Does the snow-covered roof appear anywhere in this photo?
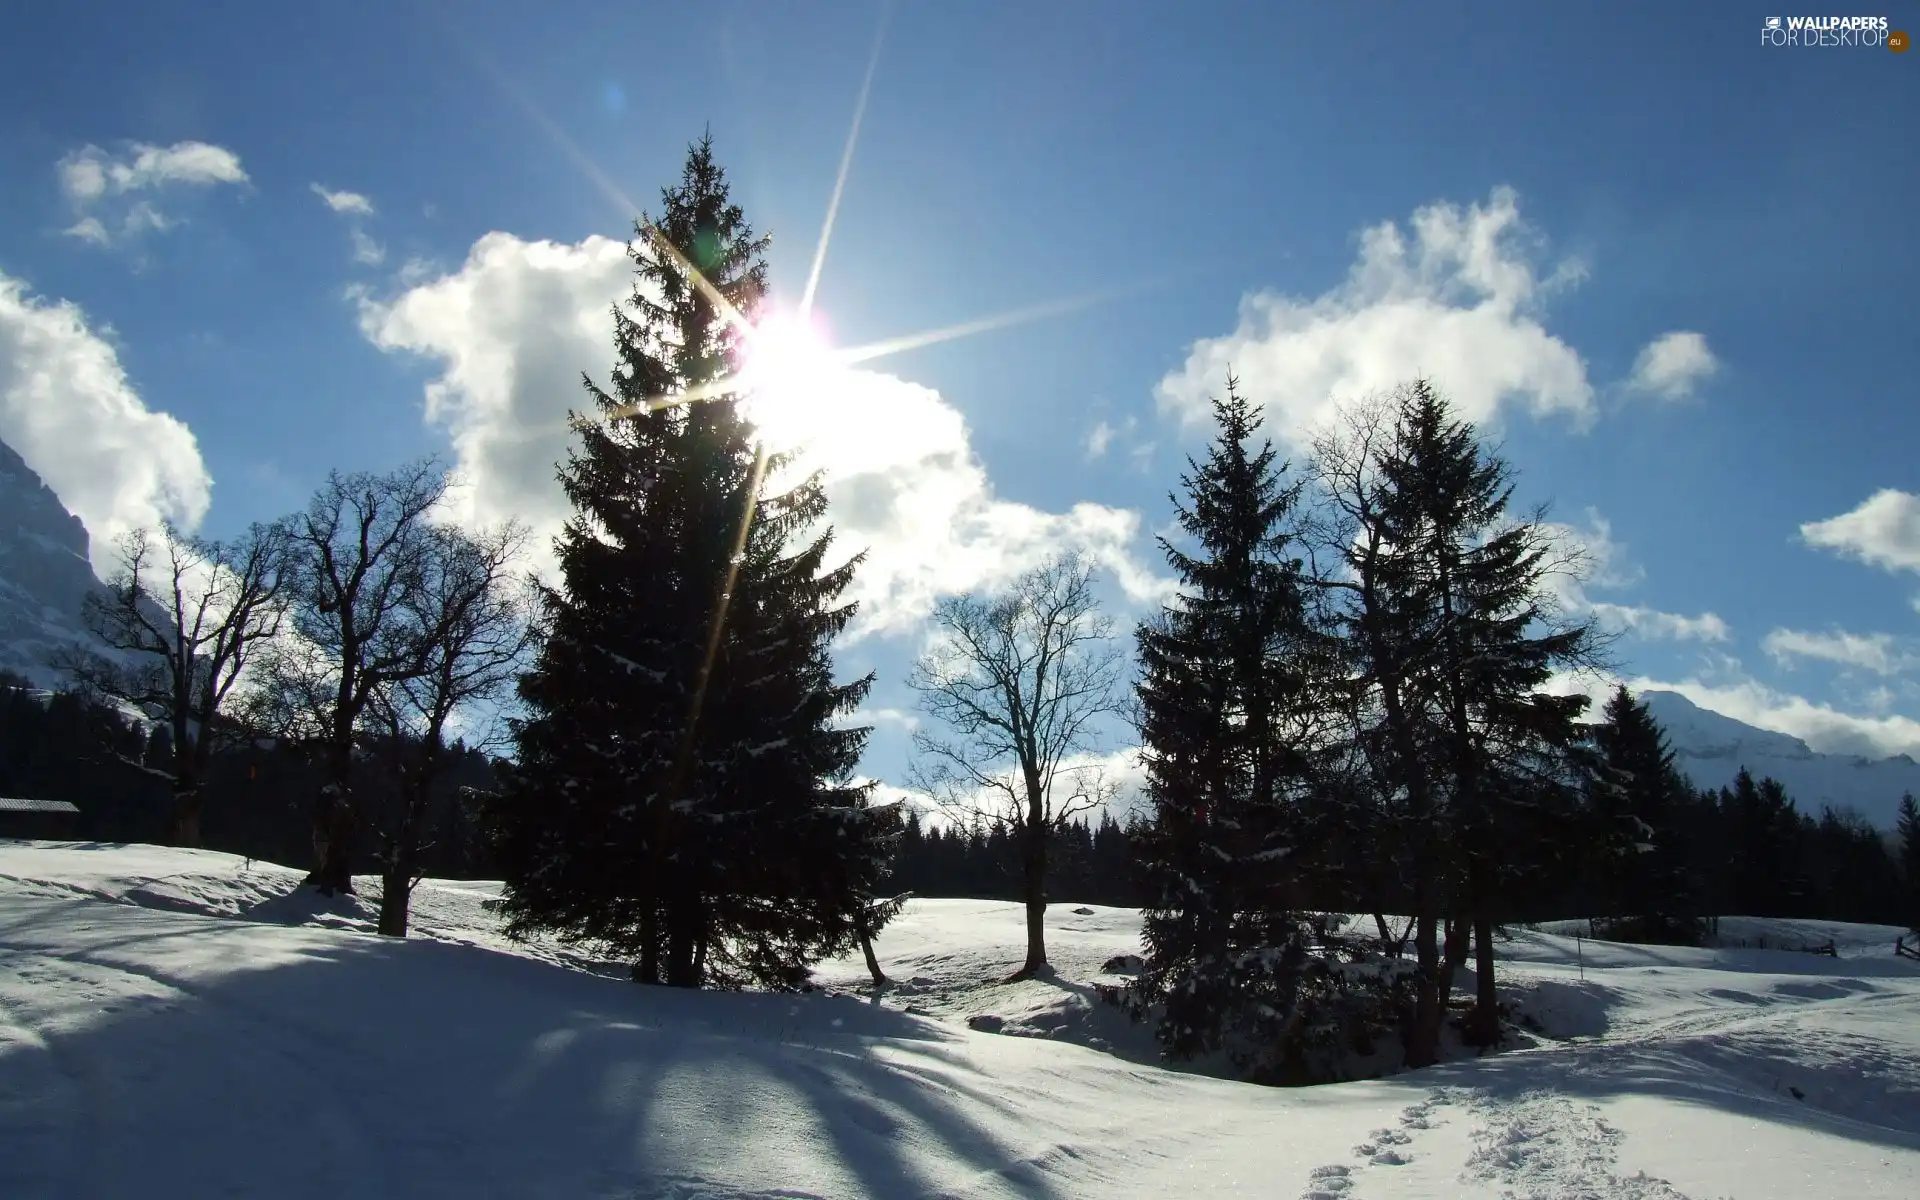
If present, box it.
[0,797,80,814]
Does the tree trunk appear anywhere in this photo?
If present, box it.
[377,861,413,937]
[307,731,359,894]
[1011,814,1049,980]
[1468,913,1500,1046]
[857,913,887,987]
[1440,914,1469,997]
[376,772,434,937]
[305,780,357,895]
[169,780,204,849]
[1407,910,1441,1067]
[665,896,701,988]
[1374,911,1411,958]
[635,906,661,984]
[377,800,420,937]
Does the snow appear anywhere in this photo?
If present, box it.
[3,840,1919,1198]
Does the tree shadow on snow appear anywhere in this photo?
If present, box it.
[0,897,1071,1199]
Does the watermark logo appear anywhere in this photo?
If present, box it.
[1760,15,1898,48]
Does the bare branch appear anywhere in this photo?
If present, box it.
[59,519,294,845]
[906,550,1127,835]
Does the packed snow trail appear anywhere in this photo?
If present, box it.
[4,842,1920,1198]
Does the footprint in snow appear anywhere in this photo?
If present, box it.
[1399,1087,1457,1129]
[1463,1090,1695,1199]
[1300,1163,1353,1198]
[1352,1128,1411,1158]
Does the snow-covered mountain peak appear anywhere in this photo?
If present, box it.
[0,436,109,686]
[1639,689,1920,828]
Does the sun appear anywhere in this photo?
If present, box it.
[737,309,852,458]
[737,308,848,455]
[742,310,839,403]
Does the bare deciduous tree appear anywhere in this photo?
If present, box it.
[66,521,291,847]
[260,459,451,895]
[907,551,1126,980]
[365,520,534,936]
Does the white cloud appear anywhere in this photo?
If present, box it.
[0,270,212,570]
[1546,665,1920,760]
[63,216,110,246]
[309,183,374,216]
[59,141,247,200]
[1588,603,1731,643]
[355,232,638,560]
[56,141,248,247]
[1084,414,1152,468]
[396,257,437,286]
[1802,490,1920,575]
[1085,416,1156,475]
[1156,186,1593,446]
[1085,419,1116,460]
[1540,511,1731,642]
[1763,627,1912,676]
[860,706,921,734]
[311,183,385,266]
[350,228,386,266]
[356,231,1172,639]
[1626,331,1718,399]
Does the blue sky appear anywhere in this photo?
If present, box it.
[1,1,1917,795]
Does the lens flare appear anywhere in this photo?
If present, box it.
[743,311,838,401]
[739,309,845,456]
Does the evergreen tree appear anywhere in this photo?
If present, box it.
[1805,805,1898,924]
[1131,377,1328,1072]
[1720,768,1805,917]
[1345,380,1597,1053]
[487,135,895,990]
[1898,793,1920,935]
[1588,686,1702,943]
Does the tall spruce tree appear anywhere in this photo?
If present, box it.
[1132,377,1329,1073]
[1588,685,1701,943]
[487,135,896,989]
[1333,380,1598,1056]
[1897,793,1920,935]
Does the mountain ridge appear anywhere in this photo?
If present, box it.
[0,437,109,687]
[1641,689,1919,829]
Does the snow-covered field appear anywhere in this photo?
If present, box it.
[2,841,1917,1198]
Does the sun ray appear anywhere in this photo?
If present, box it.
[837,281,1158,366]
[435,13,755,340]
[801,1,893,320]
[440,7,1178,437]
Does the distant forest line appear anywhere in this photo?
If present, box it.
[3,670,1910,929]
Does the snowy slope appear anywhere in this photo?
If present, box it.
[1642,689,1920,829]
[3,840,1919,1199]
